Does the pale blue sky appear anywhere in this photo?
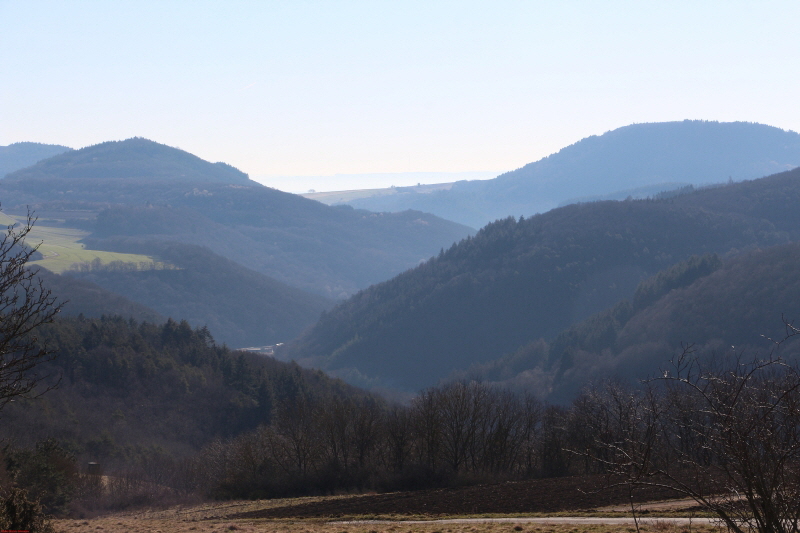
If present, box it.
[2,1,799,192]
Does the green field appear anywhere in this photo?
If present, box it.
[3,214,164,274]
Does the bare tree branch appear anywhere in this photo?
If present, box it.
[0,209,63,410]
[572,332,800,533]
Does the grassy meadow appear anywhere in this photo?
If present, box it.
[1,212,165,273]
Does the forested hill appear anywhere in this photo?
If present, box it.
[465,243,800,403]
[0,316,370,459]
[66,241,334,348]
[0,142,72,178]
[286,167,800,392]
[347,121,800,228]
[5,137,252,184]
[0,138,472,298]
[33,267,164,324]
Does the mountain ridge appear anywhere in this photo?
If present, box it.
[0,141,73,178]
[346,121,800,228]
[5,137,252,184]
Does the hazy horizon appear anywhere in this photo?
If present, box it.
[253,170,501,193]
[4,1,800,189]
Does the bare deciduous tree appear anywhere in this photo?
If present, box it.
[580,326,800,533]
[0,211,62,410]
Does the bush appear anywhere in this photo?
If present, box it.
[0,486,54,533]
[4,439,77,515]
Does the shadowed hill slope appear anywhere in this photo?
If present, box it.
[33,267,164,323]
[0,315,373,459]
[64,241,334,348]
[286,167,800,392]
[467,243,800,402]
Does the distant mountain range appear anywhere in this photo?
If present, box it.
[344,121,800,228]
[10,125,800,399]
[285,167,800,393]
[0,137,471,348]
[6,137,250,184]
[0,141,72,178]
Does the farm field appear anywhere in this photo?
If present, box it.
[1,212,165,273]
[53,477,715,533]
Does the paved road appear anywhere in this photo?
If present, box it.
[333,517,716,526]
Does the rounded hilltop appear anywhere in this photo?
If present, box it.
[4,137,253,185]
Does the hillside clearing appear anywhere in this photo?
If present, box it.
[4,215,166,273]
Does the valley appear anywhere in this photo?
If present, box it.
[2,123,800,533]
[7,5,800,532]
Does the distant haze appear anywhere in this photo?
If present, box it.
[343,121,800,228]
[254,171,501,194]
[3,2,800,179]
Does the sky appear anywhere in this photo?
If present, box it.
[2,1,800,192]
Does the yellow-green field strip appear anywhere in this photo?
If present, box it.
[3,213,165,274]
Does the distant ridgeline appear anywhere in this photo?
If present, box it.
[286,166,800,395]
[0,141,72,178]
[346,121,800,228]
[0,137,472,301]
[4,137,252,184]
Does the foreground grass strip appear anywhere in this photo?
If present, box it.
[330,517,718,525]
[54,516,723,533]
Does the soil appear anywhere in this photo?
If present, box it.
[226,476,684,519]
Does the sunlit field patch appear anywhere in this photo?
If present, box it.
[4,215,167,273]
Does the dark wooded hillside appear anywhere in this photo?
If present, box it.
[0,316,367,461]
[5,137,250,184]
[287,168,800,392]
[33,267,164,324]
[65,241,333,348]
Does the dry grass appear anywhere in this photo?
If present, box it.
[52,498,724,533]
[52,517,723,533]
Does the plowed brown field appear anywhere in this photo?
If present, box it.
[227,476,683,519]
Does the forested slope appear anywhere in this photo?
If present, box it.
[287,168,800,392]
[5,137,251,184]
[66,241,333,348]
[0,316,369,461]
[0,138,472,297]
[466,243,800,402]
[33,267,164,323]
